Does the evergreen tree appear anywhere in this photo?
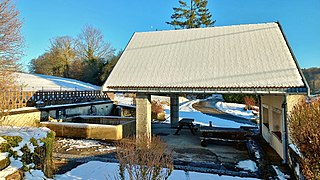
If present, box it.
[167,0,215,29]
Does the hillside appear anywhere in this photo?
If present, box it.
[14,72,100,91]
[302,67,320,94]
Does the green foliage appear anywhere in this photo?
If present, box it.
[29,26,116,86]
[29,137,38,147]
[40,131,55,178]
[21,144,32,165]
[289,99,320,179]
[29,36,75,78]
[167,0,215,29]
[0,136,22,160]
[223,94,258,104]
[0,136,22,150]
[100,51,122,83]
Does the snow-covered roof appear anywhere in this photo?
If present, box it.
[14,72,100,91]
[103,22,308,94]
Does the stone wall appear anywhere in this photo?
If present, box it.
[40,120,136,140]
[0,108,40,127]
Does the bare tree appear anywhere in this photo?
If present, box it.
[29,36,76,77]
[76,25,114,61]
[50,36,76,77]
[0,0,23,120]
[0,0,23,63]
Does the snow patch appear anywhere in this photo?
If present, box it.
[0,137,6,144]
[54,161,260,180]
[0,152,8,161]
[215,101,258,120]
[164,99,255,128]
[236,160,258,172]
[57,138,115,152]
[289,143,303,157]
[14,72,100,91]
[272,165,290,180]
[25,169,52,180]
[114,93,134,105]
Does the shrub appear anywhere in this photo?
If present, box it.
[244,96,256,110]
[288,99,320,179]
[0,136,22,152]
[223,94,258,104]
[151,100,165,120]
[115,135,173,180]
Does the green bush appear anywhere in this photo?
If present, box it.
[223,94,258,104]
[0,136,22,152]
[40,131,55,178]
[0,131,55,178]
[289,99,320,179]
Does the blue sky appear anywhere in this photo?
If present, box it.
[15,0,320,69]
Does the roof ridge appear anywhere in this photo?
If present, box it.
[135,21,278,35]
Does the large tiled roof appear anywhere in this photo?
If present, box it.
[103,22,307,92]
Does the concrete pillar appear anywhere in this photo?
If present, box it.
[136,93,151,141]
[170,95,179,128]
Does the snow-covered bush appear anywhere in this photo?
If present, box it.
[289,99,320,179]
[115,135,173,180]
[0,129,55,178]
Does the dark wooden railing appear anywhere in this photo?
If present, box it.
[1,90,109,109]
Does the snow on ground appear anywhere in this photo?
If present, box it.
[25,169,53,180]
[164,99,255,128]
[272,165,290,180]
[0,152,8,161]
[114,93,134,105]
[57,138,115,152]
[236,160,258,172]
[14,72,100,91]
[215,102,258,120]
[47,161,259,180]
[0,137,6,144]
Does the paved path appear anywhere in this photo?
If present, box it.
[192,99,257,126]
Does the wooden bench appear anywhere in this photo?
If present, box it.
[199,126,250,147]
[174,118,197,135]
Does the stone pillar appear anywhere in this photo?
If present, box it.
[136,93,151,141]
[106,92,115,101]
[170,95,179,128]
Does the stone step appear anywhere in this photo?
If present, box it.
[0,156,10,171]
[0,166,23,180]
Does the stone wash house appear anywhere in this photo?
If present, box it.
[102,22,309,163]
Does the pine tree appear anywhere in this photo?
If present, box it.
[167,0,215,29]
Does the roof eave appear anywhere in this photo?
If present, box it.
[103,86,308,95]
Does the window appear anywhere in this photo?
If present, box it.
[262,106,269,128]
[272,108,282,141]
